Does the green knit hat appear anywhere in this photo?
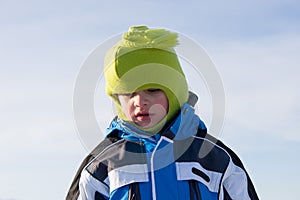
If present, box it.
[104,26,188,131]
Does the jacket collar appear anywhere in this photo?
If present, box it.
[106,103,206,142]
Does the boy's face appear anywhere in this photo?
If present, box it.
[117,89,169,129]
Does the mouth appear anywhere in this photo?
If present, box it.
[135,112,151,121]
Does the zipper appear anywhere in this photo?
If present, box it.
[128,183,141,200]
[150,136,174,200]
[189,180,202,200]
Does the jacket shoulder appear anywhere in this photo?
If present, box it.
[196,130,246,171]
[195,130,259,200]
[85,136,147,182]
[175,132,231,173]
[65,131,121,200]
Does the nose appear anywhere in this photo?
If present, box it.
[133,92,148,107]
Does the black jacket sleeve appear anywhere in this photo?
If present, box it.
[66,132,120,200]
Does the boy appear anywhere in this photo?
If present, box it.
[66,26,259,200]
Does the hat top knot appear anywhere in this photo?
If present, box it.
[121,25,179,49]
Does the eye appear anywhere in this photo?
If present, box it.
[146,88,161,93]
[117,92,135,98]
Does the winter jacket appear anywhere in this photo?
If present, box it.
[66,103,259,200]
